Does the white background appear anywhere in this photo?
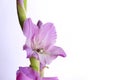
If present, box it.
[0,0,120,80]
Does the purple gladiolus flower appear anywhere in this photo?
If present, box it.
[16,67,40,80]
[16,67,59,80]
[23,18,66,67]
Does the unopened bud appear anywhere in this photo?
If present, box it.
[17,0,27,29]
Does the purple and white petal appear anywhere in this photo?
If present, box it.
[37,23,56,49]
[48,46,66,57]
[23,18,39,39]
[39,46,66,65]
[16,67,40,80]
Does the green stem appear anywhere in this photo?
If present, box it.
[30,57,40,73]
[30,57,44,77]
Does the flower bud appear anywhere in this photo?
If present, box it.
[17,0,27,29]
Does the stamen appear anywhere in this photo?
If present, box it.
[36,49,40,52]
[40,49,44,53]
[36,48,45,54]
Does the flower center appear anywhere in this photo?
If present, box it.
[36,48,45,54]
